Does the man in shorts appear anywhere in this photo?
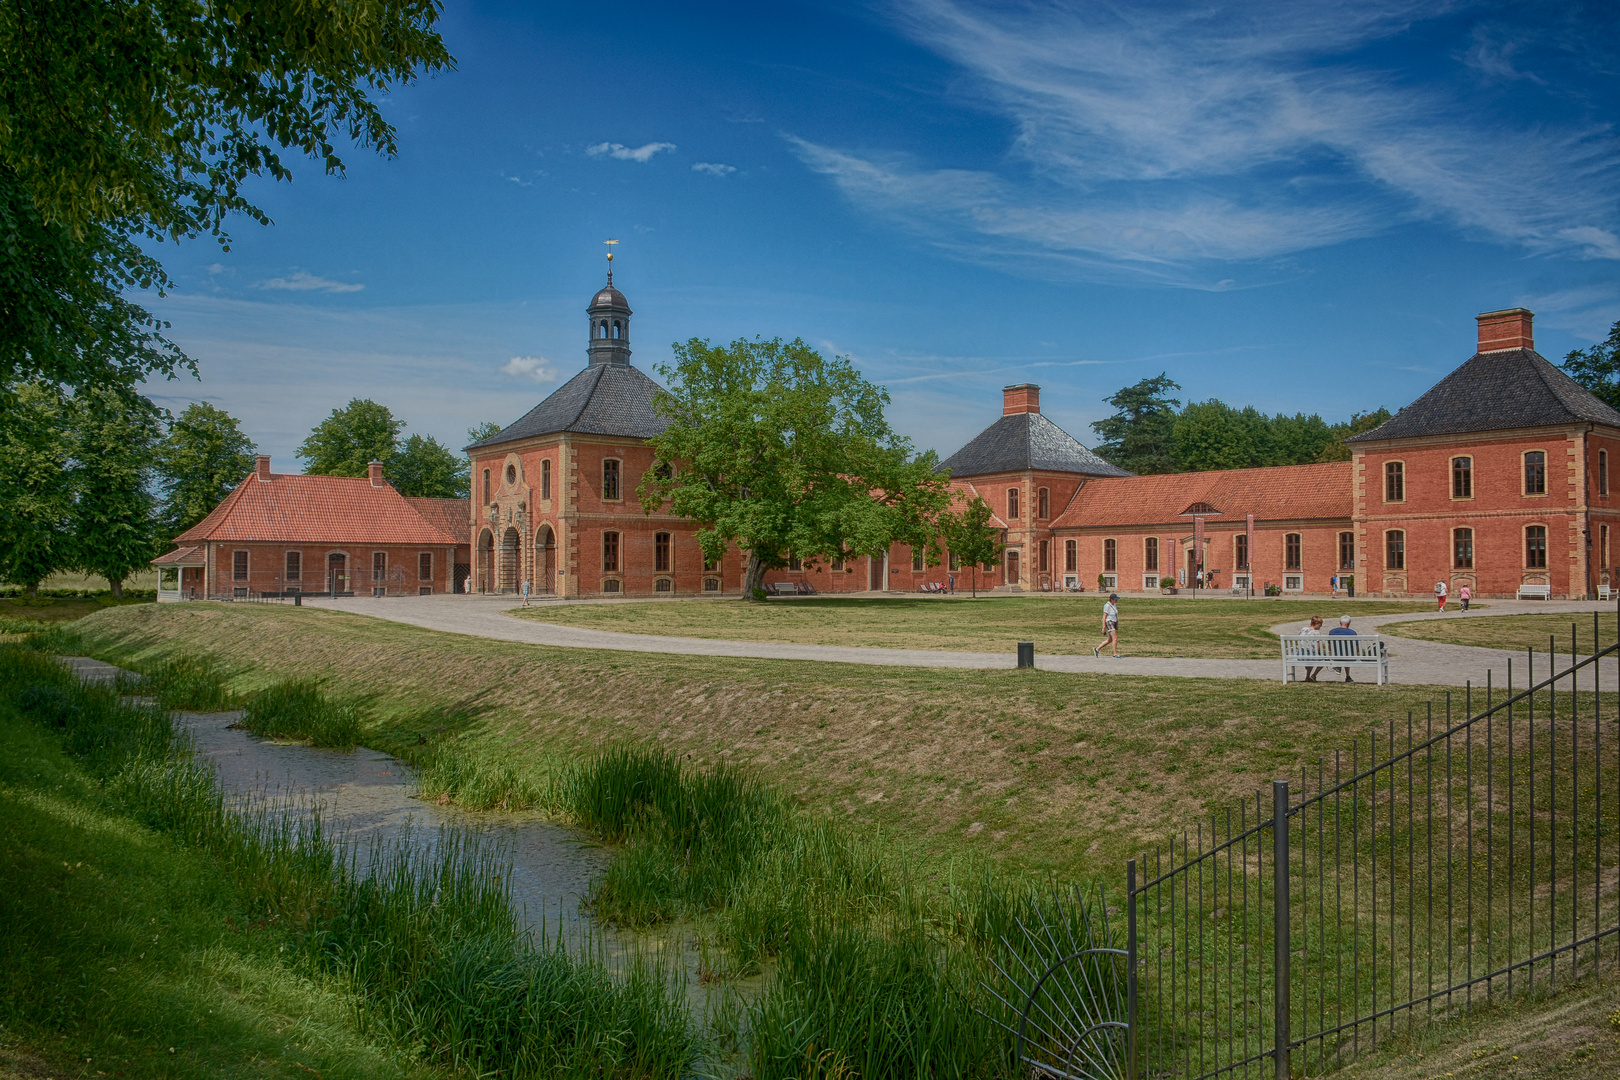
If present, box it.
[1094,593,1120,657]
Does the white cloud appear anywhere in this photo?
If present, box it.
[692,161,737,176]
[1557,226,1620,261]
[586,141,677,163]
[205,263,226,275]
[501,355,562,383]
[787,0,1620,285]
[255,270,365,294]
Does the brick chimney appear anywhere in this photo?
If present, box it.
[255,455,272,482]
[368,460,386,488]
[1003,383,1041,416]
[1477,308,1535,353]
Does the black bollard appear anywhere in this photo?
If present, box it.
[1016,641,1035,668]
[294,593,302,606]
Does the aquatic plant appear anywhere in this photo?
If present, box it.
[240,679,363,748]
[416,739,544,810]
[136,653,235,711]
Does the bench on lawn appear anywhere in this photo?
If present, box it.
[1280,634,1388,685]
[1517,583,1552,600]
[1601,583,1613,601]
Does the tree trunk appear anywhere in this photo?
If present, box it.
[741,551,768,600]
[972,567,977,598]
[109,577,123,599]
[24,583,38,597]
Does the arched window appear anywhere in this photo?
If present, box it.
[1338,531,1355,570]
[1453,528,1474,569]
[1452,456,1472,499]
[1384,461,1404,502]
[1038,487,1049,519]
[1525,525,1547,568]
[599,321,609,339]
[613,320,622,340]
[1385,530,1405,570]
[1040,540,1050,573]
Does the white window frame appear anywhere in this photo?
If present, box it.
[1142,574,1160,591]
[1283,574,1304,592]
[1099,573,1118,591]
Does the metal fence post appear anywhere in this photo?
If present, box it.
[1127,858,1137,1080]
[1273,780,1291,1080]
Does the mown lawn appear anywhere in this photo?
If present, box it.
[1383,611,1620,654]
[75,602,1499,879]
[1,593,154,626]
[509,595,1443,658]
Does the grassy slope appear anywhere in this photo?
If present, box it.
[0,699,435,1080]
[1384,612,1619,654]
[2,594,154,625]
[510,595,1441,657]
[79,602,1480,879]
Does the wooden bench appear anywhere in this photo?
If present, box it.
[1601,584,1613,602]
[1516,583,1552,600]
[1280,634,1388,685]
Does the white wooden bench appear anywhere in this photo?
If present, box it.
[1516,583,1552,600]
[1281,634,1388,685]
[1601,583,1613,601]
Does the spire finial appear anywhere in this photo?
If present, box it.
[603,238,618,285]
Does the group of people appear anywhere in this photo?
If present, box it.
[1434,580,1471,612]
[1296,614,1361,682]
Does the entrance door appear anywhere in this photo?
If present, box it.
[870,555,884,591]
[1007,550,1020,586]
[1187,548,1200,587]
[536,526,555,594]
[328,553,348,594]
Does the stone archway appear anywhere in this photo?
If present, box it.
[477,529,494,594]
[499,527,520,594]
[535,524,556,595]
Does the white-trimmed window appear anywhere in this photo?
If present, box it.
[1099,574,1118,591]
[1143,574,1160,591]
[1524,451,1547,496]
[1103,538,1117,572]
[1065,540,1077,573]
[1451,456,1472,499]
[1145,536,1159,572]
[1285,533,1302,571]
[1385,530,1405,570]
[1007,487,1020,519]
[1525,524,1547,568]
[1453,528,1474,569]
[1283,574,1303,592]
[1384,460,1405,503]
[603,459,622,501]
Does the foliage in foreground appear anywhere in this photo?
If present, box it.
[0,643,698,1079]
[239,679,363,749]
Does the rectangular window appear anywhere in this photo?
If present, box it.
[949,552,960,571]
[1285,533,1302,571]
[1336,531,1354,570]
[1453,528,1474,569]
[603,459,621,501]
[1233,534,1247,571]
[912,549,924,572]
[706,555,721,572]
[1038,487,1049,519]
[373,552,387,582]
[1065,540,1077,572]
[1145,536,1159,572]
[1601,449,1609,497]
[1386,530,1405,570]
[1452,456,1472,499]
[233,550,248,581]
[1525,451,1546,495]
[541,459,551,500]
[1603,524,1610,569]
[1525,525,1547,568]
[603,531,620,572]
[285,551,301,582]
[655,532,671,573]
[1040,540,1050,572]
[831,557,844,571]
[418,552,432,581]
[483,469,490,504]
[1007,488,1020,519]
[788,554,802,571]
[1384,460,1404,502]
[1103,538,1117,572]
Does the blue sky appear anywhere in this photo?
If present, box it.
[142,0,1620,468]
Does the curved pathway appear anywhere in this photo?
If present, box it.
[299,594,1620,689]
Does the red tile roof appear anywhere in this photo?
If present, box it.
[1050,462,1352,530]
[173,472,462,546]
[405,497,470,544]
[152,545,206,565]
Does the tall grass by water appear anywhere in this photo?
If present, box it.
[0,642,700,1078]
[133,653,236,710]
[240,678,363,748]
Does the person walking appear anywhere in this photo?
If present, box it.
[1435,579,1448,612]
[521,578,532,607]
[1299,615,1325,681]
[1094,593,1120,658]
[1459,583,1471,611]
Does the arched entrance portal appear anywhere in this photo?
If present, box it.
[477,529,494,594]
[535,524,556,594]
[499,527,520,594]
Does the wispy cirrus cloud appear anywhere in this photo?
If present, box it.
[692,161,736,176]
[790,0,1620,287]
[501,355,561,383]
[587,140,677,162]
[255,270,365,294]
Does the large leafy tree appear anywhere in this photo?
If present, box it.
[1090,374,1181,474]
[639,337,954,599]
[940,495,1005,598]
[0,0,452,391]
[0,382,73,593]
[1317,408,1393,462]
[71,386,163,596]
[298,399,403,477]
[391,433,465,498]
[1562,320,1620,410]
[156,401,257,536]
[1173,400,1277,471]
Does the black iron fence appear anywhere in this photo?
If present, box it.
[1111,610,1620,1080]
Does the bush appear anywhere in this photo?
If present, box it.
[240,680,363,749]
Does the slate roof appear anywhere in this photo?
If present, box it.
[937,412,1133,478]
[1049,462,1352,530]
[1347,348,1620,443]
[466,363,669,450]
[405,497,470,545]
[173,473,462,546]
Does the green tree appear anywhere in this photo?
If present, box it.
[298,399,402,477]
[1317,408,1393,462]
[638,337,954,600]
[1270,412,1335,465]
[467,420,504,445]
[0,382,73,593]
[1090,374,1182,474]
[70,386,163,596]
[390,433,466,498]
[1173,400,1276,471]
[1562,320,1620,410]
[0,2,451,391]
[155,402,257,536]
[940,495,1006,598]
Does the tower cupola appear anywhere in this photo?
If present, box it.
[587,241,632,366]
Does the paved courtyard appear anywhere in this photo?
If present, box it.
[299,593,1620,689]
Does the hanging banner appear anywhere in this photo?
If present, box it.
[1193,515,1205,588]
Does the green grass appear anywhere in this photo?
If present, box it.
[0,592,152,624]
[122,654,237,711]
[1384,612,1620,654]
[240,680,363,749]
[511,595,1444,657]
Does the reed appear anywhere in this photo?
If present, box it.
[240,679,363,748]
[135,653,235,711]
[415,739,544,810]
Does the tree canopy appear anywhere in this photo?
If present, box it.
[156,401,257,536]
[71,386,163,595]
[0,382,73,592]
[0,0,451,390]
[1562,320,1620,410]
[1090,374,1182,474]
[940,495,1005,598]
[298,399,404,477]
[391,433,466,498]
[638,337,954,598]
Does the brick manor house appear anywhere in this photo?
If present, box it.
[154,270,1620,602]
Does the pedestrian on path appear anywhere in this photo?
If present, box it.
[1435,580,1448,612]
[522,579,531,607]
[1094,593,1120,658]
[1459,583,1471,611]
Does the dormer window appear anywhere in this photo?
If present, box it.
[1182,502,1220,515]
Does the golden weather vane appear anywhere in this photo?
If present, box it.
[604,238,618,283]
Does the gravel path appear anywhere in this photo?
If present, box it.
[296,594,1620,688]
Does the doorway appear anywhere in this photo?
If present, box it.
[477,530,494,594]
[870,555,885,591]
[327,553,348,595]
[535,525,555,594]
[1007,549,1020,586]
[499,527,520,594]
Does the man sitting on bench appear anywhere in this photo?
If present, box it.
[1328,615,1358,683]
